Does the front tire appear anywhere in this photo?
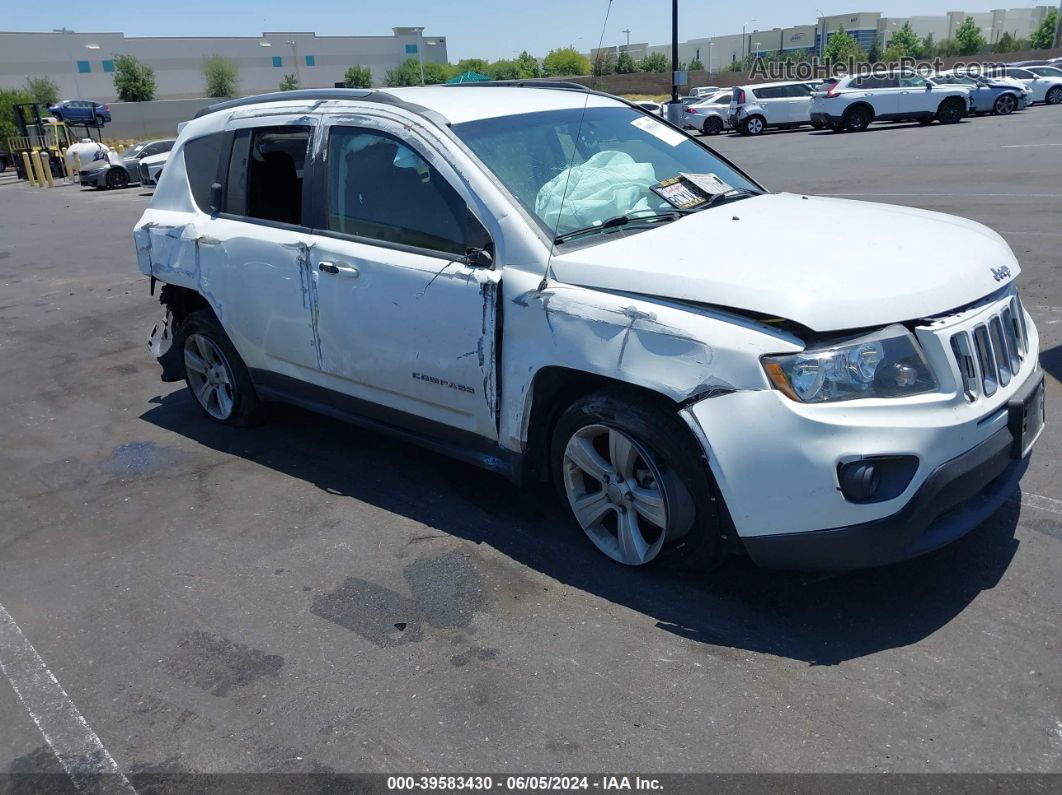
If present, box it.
[936,98,965,124]
[179,310,263,426]
[105,168,129,189]
[551,388,725,570]
[740,115,765,136]
[1046,86,1062,106]
[993,93,1017,115]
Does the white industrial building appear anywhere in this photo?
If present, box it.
[0,27,448,101]
[593,5,1058,69]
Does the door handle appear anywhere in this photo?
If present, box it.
[319,261,359,278]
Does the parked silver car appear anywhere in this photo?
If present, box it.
[683,90,733,135]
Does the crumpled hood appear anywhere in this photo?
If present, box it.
[548,193,1020,332]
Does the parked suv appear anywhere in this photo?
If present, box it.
[134,84,1043,572]
[729,81,818,135]
[811,72,971,131]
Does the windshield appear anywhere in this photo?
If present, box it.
[452,107,760,239]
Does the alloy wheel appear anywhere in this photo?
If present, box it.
[1047,87,1062,105]
[995,94,1016,115]
[562,424,671,566]
[184,333,236,420]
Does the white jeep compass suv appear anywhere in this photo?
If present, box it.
[134,83,1043,572]
[812,71,972,131]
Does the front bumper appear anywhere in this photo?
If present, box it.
[741,417,1030,571]
[79,168,108,187]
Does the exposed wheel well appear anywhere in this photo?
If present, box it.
[522,366,680,482]
[158,284,212,327]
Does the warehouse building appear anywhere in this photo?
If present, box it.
[0,27,448,101]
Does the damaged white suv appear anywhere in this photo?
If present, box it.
[134,83,1043,572]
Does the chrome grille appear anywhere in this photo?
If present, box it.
[948,295,1029,402]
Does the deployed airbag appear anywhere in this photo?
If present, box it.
[535,150,658,233]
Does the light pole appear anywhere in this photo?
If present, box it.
[754,41,762,59]
[708,41,715,74]
[816,9,826,59]
[622,29,631,47]
[411,26,425,85]
[742,19,757,59]
[54,27,82,100]
[286,39,301,85]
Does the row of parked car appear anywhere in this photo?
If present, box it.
[675,61,1062,136]
[72,137,174,189]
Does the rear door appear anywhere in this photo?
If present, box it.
[783,83,813,122]
[189,116,320,377]
[305,117,501,439]
[860,75,900,117]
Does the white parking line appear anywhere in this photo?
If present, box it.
[1000,143,1062,148]
[0,601,135,793]
[1013,493,1062,518]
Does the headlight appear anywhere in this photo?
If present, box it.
[762,324,937,403]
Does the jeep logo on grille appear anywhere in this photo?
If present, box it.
[990,266,1012,282]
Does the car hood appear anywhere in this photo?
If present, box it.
[548,193,1020,332]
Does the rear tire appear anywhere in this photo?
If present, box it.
[702,116,724,135]
[740,115,766,136]
[843,106,872,132]
[1046,86,1062,106]
[178,310,263,426]
[936,98,965,124]
[551,387,726,571]
[993,93,1017,115]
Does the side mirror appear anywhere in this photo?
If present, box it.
[209,182,223,214]
[925,83,933,90]
[464,208,494,268]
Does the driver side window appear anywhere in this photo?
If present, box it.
[325,126,469,256]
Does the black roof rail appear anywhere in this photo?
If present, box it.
[439,79,592,91]
[191,88,451,126]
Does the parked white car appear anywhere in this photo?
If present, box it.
[729,81,819,135]
[137,150,170,186]
[134,85,1043,572]
[1000,66,1062,104]
[690,85,721,97]
[683,90,733,135]
[811,71,971,132]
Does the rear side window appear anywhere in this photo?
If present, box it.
[754,86,784,99]
[223,125,310,225]
[325,126,468,256]
[183,132,225,213]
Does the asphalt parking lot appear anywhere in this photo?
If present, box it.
[1,105,1060,785]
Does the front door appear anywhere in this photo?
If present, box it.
[898,73,933,115]
[306,120,500,440]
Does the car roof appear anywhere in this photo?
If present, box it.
[380,85,623,124]
[743,80,808,89]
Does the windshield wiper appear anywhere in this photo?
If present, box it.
[554,211,688,244]
[699,188,764,210]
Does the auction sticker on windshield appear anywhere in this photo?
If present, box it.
[630,115,686,147]
[652,175,709,209]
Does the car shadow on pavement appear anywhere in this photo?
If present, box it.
[1039,342,1062,383]
[142,390,1021,667]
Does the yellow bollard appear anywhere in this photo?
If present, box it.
[30,151,49,187]
[22,152,39,187]
[73,152,82,183]
[38,152,55,187]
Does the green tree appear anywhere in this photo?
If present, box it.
[615,51,637,73]
[423,61,455,84]
[1031,9,1058,49]
[935,38,960,57]
[638,51,670,72]
[384,58,452,86]
[456,58,490,73]
[822,26,866,64]
[202,55,239,98]
[994,32,1018,53]
[0,88,34,140]
[867,35,882,62]
[514,50,541,78]
[955,17,986,55]
[343,64,373,88]
[112,54,156,101]
[279,73,299,91]
[885,22,922,59]
[591,51,616,76]
[921,33,935,56]
[25,76,59,107]
[487,59,522,80]
[688,57,704,71]
[542,47,590,76]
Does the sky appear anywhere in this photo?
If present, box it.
[12,1,1055,61]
